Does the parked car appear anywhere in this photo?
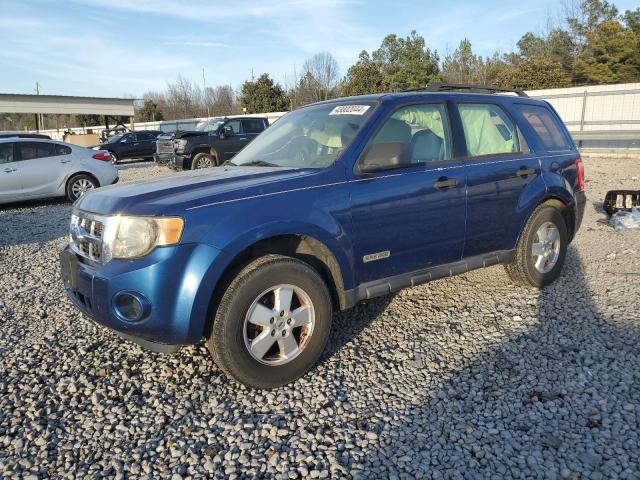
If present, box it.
[60,84,586,388]
[92,130,163,164]
[0,138,118,204]
[154,117,269,170]
[0,132,51,139]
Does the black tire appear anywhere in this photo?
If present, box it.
[505,203,568,288]
[191,152,217,170]
[66,174,98,202]
[207,255,332,388]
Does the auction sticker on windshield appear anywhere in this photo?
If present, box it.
[329,105,371,115]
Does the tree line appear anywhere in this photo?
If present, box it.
[2,0,637,131]
[140,0,640,118]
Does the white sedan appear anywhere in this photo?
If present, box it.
[0,138,118,204]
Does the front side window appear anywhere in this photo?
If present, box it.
[371,103,452,165]
[0,143,14,164]
[516,104,572,151]
[224,120,242,134]
[229,101,376,168]
[17,142,57,160]
[458,103,520,157]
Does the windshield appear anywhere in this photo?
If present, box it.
[107,134,124,144]
[196,120,224,132]
[230,101,377,168]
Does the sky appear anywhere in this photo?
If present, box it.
[1,0,638,99]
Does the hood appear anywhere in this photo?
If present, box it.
[75,166,315,216]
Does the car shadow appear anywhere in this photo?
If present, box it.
[328,246,640,477]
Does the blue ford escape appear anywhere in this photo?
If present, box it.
[61,84,586,388]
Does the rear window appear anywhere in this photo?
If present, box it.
[56,144,72,155]
[516,104,572,151]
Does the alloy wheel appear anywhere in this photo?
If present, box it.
[243,284,315,366]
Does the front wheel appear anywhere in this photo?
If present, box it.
[66,174,98,202]
[207,255,332,388]
[191,152,216,170]
[505,204,568,287]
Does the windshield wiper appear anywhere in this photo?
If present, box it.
[239,160,279,167]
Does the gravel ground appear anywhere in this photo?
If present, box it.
[1,158,639,479]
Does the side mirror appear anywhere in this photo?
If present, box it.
[219,126,234,139]
[359,142,409,173]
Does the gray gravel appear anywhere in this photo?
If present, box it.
[1,158,639,479]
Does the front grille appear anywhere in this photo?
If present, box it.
[156,140,174,154]
[70,212,105,264]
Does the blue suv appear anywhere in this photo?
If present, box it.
[60,84,586,388]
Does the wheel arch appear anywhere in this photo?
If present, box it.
[200,233,349,340]
[513,192,576,249]
[66,171,101,189]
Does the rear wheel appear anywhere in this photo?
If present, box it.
[207,255,332,388]
[109,151,119,164]
[191,152,216,169]
[66,174,98,202]
[505,204,568,287]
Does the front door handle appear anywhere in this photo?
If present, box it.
[239,137,248,141]
[516,167,537,177]
[4,167,17,173]
[433,177,457,190]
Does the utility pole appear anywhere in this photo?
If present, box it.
[202,67,210,119]
[35,81,42,131]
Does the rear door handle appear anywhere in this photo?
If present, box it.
[433,177,458,190]
[516,167,537,177]
[4,167,17,172]
[60,159,71,164]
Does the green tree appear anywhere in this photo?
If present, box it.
[342,31,439,95]
[573,19,640,83]
[240,73,289,113]
[566,0,619,49]
[341,51,385,96]
[496,57,571,90]
[136,99,164,122]
[442,39,486,84]
[372,31,440,91]
[623,7,640,34]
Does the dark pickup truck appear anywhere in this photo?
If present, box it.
[155,117,269,170]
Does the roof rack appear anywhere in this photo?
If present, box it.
[406,83,529,97]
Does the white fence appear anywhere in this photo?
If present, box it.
[527,83,640,149]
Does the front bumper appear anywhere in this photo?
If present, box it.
[168,154,190,171]
[60,242,227,350]
[154,152,173,165]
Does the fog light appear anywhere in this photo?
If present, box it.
[112,291,151,322]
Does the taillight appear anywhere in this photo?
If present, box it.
[576,157,585,191]
[92,152,112,162]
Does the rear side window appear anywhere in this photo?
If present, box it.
[56,144,72,155]
[458,104,520,157]
[17,142,57,160]
[242,119,265,134]
[137,132,154,141]
[0,143,14,164]
[516,104,572,151]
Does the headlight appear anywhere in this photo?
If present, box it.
[102,215,184,261]
[175,139,187,150]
